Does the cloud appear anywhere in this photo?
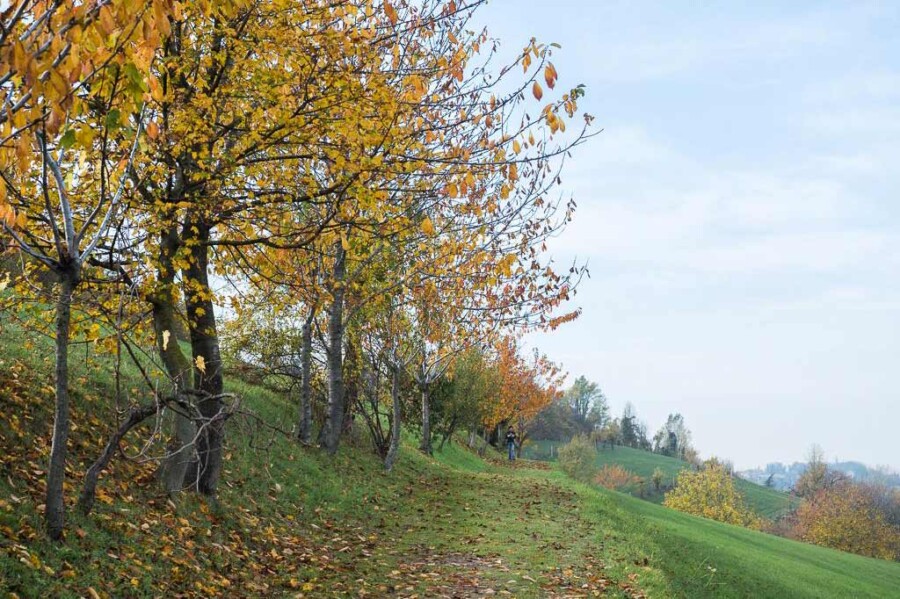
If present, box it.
[800,108,900,138]
[588,11,844,82]
[550,128,886,280]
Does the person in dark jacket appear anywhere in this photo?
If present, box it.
[506,427,517,461]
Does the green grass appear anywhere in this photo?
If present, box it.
[599,490,900,598]
[2,320,899,598]
[524,440,797,519]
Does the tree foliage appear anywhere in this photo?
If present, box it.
[594,464,640,492]
[664,460,761,529]
[557,434,597,483]
[793,482,900,561]
[1,0,594,541]
[652,413,692,460]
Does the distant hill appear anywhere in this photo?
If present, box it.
[523,441,797,519]
[738,461,900,492]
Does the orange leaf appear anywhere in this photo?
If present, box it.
[384,2,398,25]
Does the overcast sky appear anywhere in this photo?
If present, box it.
[476,0,900,470]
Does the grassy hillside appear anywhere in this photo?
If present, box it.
[524,440,797,519]
[2,324,899,597]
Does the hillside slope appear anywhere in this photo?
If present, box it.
[2,327,899,597]
[525,441,796,519]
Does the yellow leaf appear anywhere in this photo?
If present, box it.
[162,330,171,351]
[195,355,206,374]
[87,588,101,599]
[421,217,434,236]
[532,81,543,100]
[513,140,521,154]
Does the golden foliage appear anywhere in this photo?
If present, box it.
[594,464,640,491]
[664,462,761,529]
[793,483,900,560]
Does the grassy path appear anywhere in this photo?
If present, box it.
[370,458,639,597]
[2,325,900,598]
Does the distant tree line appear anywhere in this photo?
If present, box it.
[527,377,696,461]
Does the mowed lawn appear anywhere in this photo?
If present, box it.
[592,486,900,598]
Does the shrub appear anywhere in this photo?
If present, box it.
[595,464,640,491]
[664,461,761,529]
[558,435,597,482]
[651,467,665,492]
[793,482,900,560]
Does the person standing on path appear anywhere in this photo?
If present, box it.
[506,426,517,461]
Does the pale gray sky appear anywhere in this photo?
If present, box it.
[477,1,900,470]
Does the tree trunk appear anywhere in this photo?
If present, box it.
[183,218,225,496]
[152,227,196,493]
[297,313,313,444]
[79,402,159,515]
[46,267,77,541]
[342,335,358,436]
[322,242,345,455]
[384,367,402,472]
[419,386,432,455]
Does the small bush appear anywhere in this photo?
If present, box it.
[558,435,597,482]
[595,464,640,491]
[651,467,665,492]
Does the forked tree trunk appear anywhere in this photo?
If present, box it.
[183,219,225,496]
[46,266,78,541]
[384,367,402,472]
[322,242,345,455]
[419,386,432,455]
[297,314,313,444]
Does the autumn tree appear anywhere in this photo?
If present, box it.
[596,419,621,450]
[793,481,900,560]
[794,445,846,499]
[0,0,174,540]
[664,460,761,529]
[431,347,498,451]
[481,336,563,454]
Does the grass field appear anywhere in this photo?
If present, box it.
[2,322,899,597]
[523,440,797,519]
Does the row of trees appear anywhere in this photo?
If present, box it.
[0,0,591,540]
[526,377,697,462]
